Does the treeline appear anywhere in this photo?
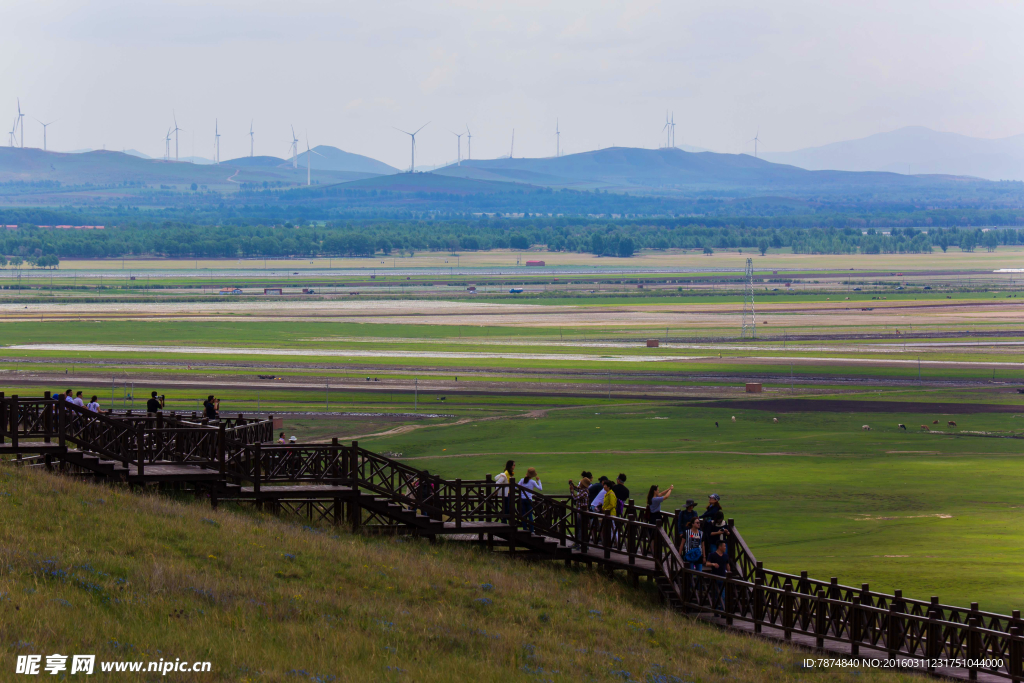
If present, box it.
[1,221,1020,262]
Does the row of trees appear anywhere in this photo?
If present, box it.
[0,223,1020,262]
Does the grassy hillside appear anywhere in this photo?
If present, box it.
[0,466,914,682]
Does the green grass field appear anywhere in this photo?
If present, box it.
[0,466,917,683]
[360,403,1024,614]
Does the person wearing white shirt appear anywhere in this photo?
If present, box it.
[86,396,101,413]
[494,460,515,523]
[73,391,85,408]
[518,467,542,532]
[592,486,607,511]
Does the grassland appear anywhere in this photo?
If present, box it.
[2,253,1023,623]
[0,466,919,683]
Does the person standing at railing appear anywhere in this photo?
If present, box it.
[204,395,219,422]
[64,389,75,403]
[588,476,608,509]
[494,460,515,522]
[646,484,673,526]
[518,467,542,533]
[86,396,100,413]
[73,391,85,408]
[611,473,629,517]
[704,542,729,610]
[146,391,164,415]
[568,471,591,509]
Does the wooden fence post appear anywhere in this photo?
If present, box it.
[783,582,794,641]
[253,443,262,495]
[0,392,6,446]
[815,589,826,650]
[753,577,764,634]
[887,590,903,660]
[11,395,19,453]
[455,478,463,530]
[602,511,612,560]
[218,422,227,478]
[850,597,861,656]
[330,438,339,484]
[43,391,52,444]
[926,597,941,673]
[653,524,663,573]
[135,423,145,478]
[1009,626,1022,683]
[968,617,980,682]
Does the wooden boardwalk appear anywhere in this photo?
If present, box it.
[3,393,1022,683]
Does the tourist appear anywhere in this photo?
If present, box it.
[64,389,74,403]
[680,518,704,570]
[146,391,163,414]
[588,475,607,506]
[680,499,699,531]
[705,509,730,555]
[705,541,729,610]
[203,395,219,421]
[494,460,515,522]
[611,473,629,515]
[646,484,673,526]
[701,493,722,528]
[569,471,591,509]
[599,479,617,516]
[591,478,608,511]
[73,391,85,408]
[86,396,100,413]
[518,467,542,532]
[278,432,287,444]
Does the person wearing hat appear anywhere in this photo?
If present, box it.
[702,494,729,555]
[288,436,297,443]
[679,499,699,533]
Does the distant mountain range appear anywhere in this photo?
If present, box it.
[0,145,394,189]
[431,146,972,195]
[763,126,1024,181]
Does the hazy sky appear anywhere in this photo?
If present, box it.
[2,0,1022,168]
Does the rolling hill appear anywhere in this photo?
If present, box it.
[762,126,1024,181]
[295,145,398,175]
[432,146,983,195]
[0,147,384,191]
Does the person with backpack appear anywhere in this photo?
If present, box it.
[680,517,704,570]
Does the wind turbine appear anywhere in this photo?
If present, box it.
[556,119,560,157]
[35,118,57,151]
[451,130,463,166]
[305,134,324,186]
[465,125,472,160]
[8,118,16,147]
[509,129,514,159]
[393,122,429,173]
[171,112,182,162]
[249,120,254,157]
[662,112,671,148]
[164,127,172,160]
[289,126,299,168]
[671,112,676,148]
[749,129,762,158]
[214,119,221,163]
[16,99,25,148]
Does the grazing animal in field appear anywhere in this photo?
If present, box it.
[731,416,736,422]
[920,425,930,431]
[898,424,907,430]
[932,420,940,424]
[715,421,719,428]
[948,420,957,426]
[772,417,779,423]
[862,425,871,431]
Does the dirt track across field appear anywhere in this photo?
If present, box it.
[696,398,1024,414]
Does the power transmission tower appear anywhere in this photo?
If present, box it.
[741,258,756,339]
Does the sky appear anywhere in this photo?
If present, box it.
[2,0,1022,169]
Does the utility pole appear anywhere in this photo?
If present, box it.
[326,377,329,411]
[414,379,418,412]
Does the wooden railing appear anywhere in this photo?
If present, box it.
[6,394,1024,680]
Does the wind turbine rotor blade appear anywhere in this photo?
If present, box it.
[413,121,430,135]
[393,127,412,136]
